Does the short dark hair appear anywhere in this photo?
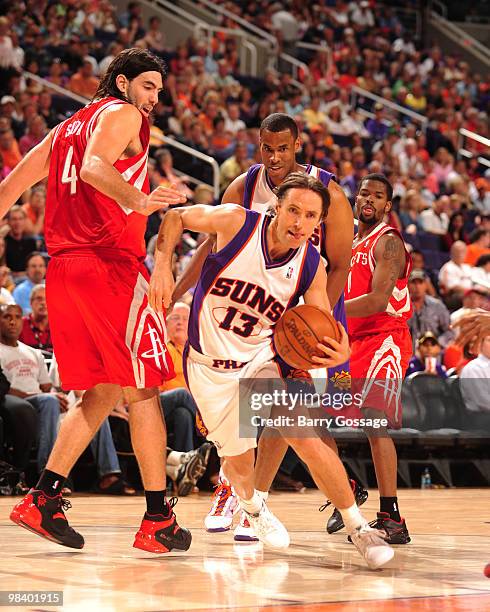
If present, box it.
[359,173,393,201]
[93,48,167,102]
[26,251,44,266]
[260,113,298,140]
[274,172,330,219]
[469,228,488,244]
[475,253,490,267]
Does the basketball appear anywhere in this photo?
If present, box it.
[485,563,490,578]
[274,304,341,370]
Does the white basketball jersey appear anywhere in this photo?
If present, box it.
[242,163,335,257]
[188,210,320,363]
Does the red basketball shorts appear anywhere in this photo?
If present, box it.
[46,252,175,390]
[349,328,412,429]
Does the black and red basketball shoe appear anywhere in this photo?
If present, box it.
[319,480,369,534]
[133,497,192,553]
[366,512,411,544]
[10,489,84,548]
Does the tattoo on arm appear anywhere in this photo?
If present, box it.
[382,235,404,295]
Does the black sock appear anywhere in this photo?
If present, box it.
[145,490,168,517]
[36,469,65,496]
[380,496,401,521]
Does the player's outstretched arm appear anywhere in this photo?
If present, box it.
[303,259,350,367]
[324,180,354,307]
[172,173,247,302]
[80,104,186,215]
[345,232,405,318]
[149,204,245,311]
[0,131,53,219]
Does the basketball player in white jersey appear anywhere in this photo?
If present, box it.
[174,114,367,538]
[149,172,394,569]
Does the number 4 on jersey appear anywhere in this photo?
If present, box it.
[61,145,78,195]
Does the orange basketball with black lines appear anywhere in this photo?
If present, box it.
[274,304,341,370]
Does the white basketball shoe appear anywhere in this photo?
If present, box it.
[349,523,395,569]
[243,502,290,549]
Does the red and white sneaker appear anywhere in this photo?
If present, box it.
[204,481,239,532]
[234,511,259,542]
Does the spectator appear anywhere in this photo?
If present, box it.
[419,196,450,236]
[0,363,36,494]
[153,149,193,198]
[406,332,448,378]
[22,187,45,236]
[4,206,37,278]
[68,60,99,99]
[471,254,490,290]
[472,178,490,214]
[19,284,51,353]
[18,115,47,156]
[219,141,253,194]
[460,335,490,413]
[159,302,201,453]
[0,128,22,170]
[12,252,45,314]
[0,304,67,475]
[224,103,246,136]
[464,229,490,266]
[410,249,437,297]
[442,211,469,251]
[408,269,454,350]
[365,103,389,142]
[438,241,473,303]
[99,42,124,76]
[144,16,165,53]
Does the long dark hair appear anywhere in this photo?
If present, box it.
[93,48,167,102]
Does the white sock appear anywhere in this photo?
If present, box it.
[167,450,184,466]
[339,503,367,533]
[239,490,263,515]
[257,489,269,501]
[219,467,230,486]
[166,464,180,481]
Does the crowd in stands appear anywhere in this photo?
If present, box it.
[0,0,488,493]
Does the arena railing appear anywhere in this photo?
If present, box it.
[22,73,221,199]
[350,85,428,130]
[458,128,490,169]
[429,10,490,67]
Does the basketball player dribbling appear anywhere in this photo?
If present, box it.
[150,172,395,569]
[174,113,367,539]
[1,49,191,554]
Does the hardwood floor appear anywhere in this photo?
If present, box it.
[1,489,489,611]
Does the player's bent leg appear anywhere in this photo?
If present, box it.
[10,383,123,549]
[223,450,289,550]
[283,435,393,569]
[254,434,288,492]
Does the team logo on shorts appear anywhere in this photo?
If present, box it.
[140,325,168,369]
[329,370,351,390]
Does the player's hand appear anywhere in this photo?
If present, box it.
[148,264,175,312]
[142,184,187,216]
[311,322,350,368]
[453,311,490,355]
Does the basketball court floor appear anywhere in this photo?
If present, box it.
[1,488,489,611]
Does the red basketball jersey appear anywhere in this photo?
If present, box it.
[345,222,412,338]
[45,97,150,260]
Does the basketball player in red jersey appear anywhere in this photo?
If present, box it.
[1,49,192,553]
[342,173,412,544]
